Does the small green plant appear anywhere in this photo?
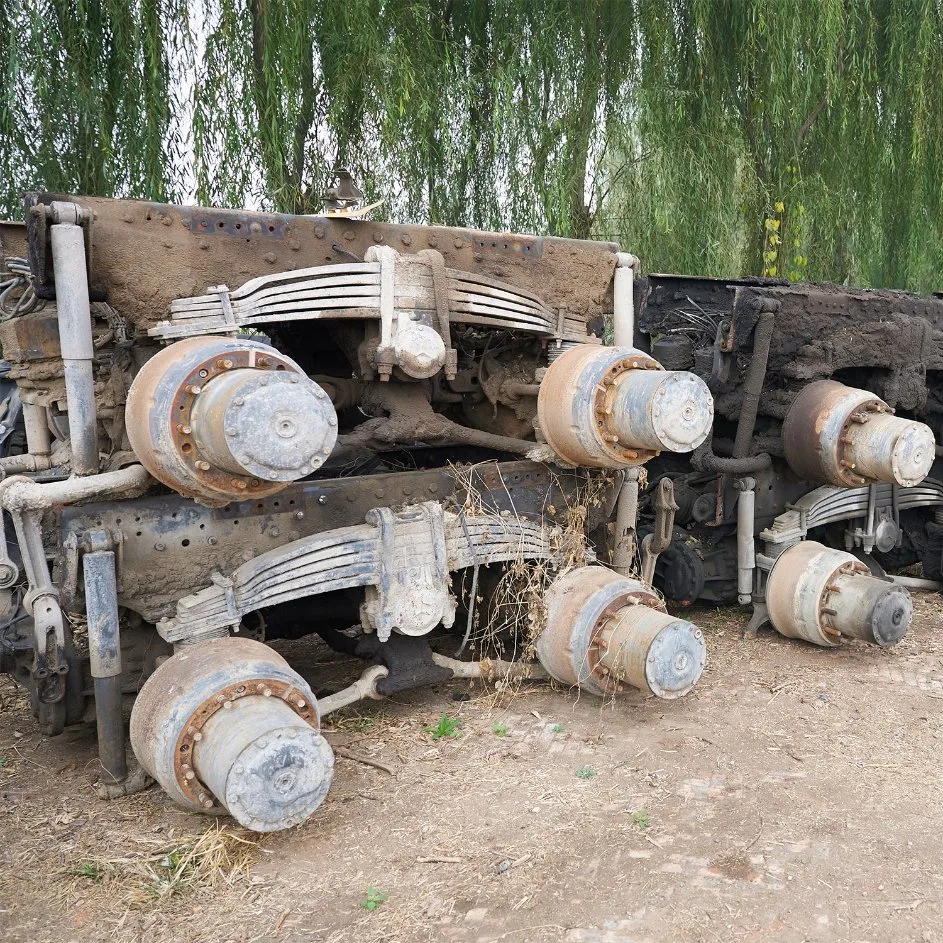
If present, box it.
[631,809,651,829]
[575,766,597,780]
[551,724,564,733]
[69,862,105,882]
[360,887,388,911]
[492,721,508,737]
[423,713,462,740]
[0,754,11,768]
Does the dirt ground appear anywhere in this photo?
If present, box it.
[2,593,942,943]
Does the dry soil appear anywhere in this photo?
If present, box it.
[2,595,942,943]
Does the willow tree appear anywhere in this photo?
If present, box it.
[1,1,941,291]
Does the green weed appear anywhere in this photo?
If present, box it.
[360,887,388,911]
[69,862,105,882]
[423,713,462,740]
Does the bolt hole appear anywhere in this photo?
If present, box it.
[181,442,192,453]
[182,539,190,547]
[268,224,275,232]
[235,223,242,230]
[136,531,142,537]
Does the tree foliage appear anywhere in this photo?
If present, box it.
[1,1,941,290]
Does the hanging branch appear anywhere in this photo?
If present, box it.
[0,0,940,292]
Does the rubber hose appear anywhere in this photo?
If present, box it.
[692,306,776,475]
[733,309,776,459]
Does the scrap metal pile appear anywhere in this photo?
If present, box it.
[0,188,938,832]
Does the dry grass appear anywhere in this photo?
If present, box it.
[63,823,260,908]
[447,461,618,666]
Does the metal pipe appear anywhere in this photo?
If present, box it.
[423,418,536,456]
[2,404,56,475]
[611,468,640,576]
[0,464,151,512]
[22,403,51,457]
[430,652,548,681]
[317,664,389,716]
[613,252,638,347]
[0,453,55,474]
[83,549,126,783]
[889,575,943,592]
[10,510,54,594]
[502,380,541,398]
[50,223,98,475]
[736,477,757,604]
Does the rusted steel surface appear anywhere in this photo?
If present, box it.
[782,379,935,488]
[0,219,28,262]
[536,565,705,698]
[20,194,619,333]
[765,540,912,648]
[0,308,63,362]
[537,344,712,468]
[59,460,614,620]
[172,677,317,807]
[129,637,324,817]
[126,334,336,505]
